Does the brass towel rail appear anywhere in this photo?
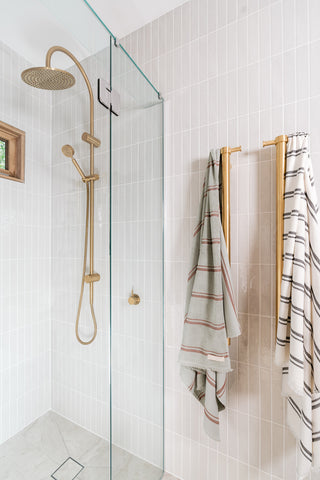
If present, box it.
[262,135,288,339]
[221,145,242,346]
[221,146,242,256]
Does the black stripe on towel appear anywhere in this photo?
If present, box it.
[304,383,312,398]
[286,146,308,156]
[300,441,312,462]
[284,167,306,177]
[289,353,304,369]
[291,329,303,343]
[302,411,312,430]
[288,397,301,416]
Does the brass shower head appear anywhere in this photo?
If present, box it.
[61,144,75,158]
[21,66,75,90]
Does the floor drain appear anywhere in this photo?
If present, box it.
[51,457,84,480]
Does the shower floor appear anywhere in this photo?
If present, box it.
[0,411,165,480]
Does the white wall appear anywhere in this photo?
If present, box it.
[0,41,52,444]
[121,0,320,478]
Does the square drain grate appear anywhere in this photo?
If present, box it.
[51,457,84,480]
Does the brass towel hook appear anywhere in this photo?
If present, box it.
[221,145,242,347]
[220,145,242,255]
[263,135,288,341]
[128,289,140,305]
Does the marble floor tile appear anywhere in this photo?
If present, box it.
[0,454,26,480]
[21,411,69,464]
[111,446,131,474]
[0,432,56,480]
[0,410,169,480]
[77,466,109,480]
[112,452,163,480]
[79,438,109,468]
[48,412,102,461]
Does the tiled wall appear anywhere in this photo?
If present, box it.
[110,49,164,467]
[121,0,320,478]
[0,41,52,444]
[50,50,111,439]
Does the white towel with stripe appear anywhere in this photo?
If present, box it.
[179,149,240,441]
[275,133,320,479]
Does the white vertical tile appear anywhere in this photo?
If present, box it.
[0,41,52,444]
[121,0,320,477]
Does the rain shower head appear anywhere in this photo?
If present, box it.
[21,66,75,90]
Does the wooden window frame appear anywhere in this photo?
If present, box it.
[0,121,25,183]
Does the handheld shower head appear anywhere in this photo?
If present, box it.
[62,145,86,180]
[62,144,75,158]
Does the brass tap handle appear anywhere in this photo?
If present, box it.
[128,289,140,305]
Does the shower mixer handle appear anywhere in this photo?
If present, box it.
[128,289,140,305]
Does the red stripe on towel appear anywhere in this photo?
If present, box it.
[193,211,220,236]
[206,373,216,388]
[216,379,227,397]
[191,292,223,300]
[196,265,221,272]
[207,160,220,168]
[184,317,225,331]
[201,238,221,245]
[181,345,228,358]
[187,265,197,281]
[188,265,221,281]
[203,186,220,198]
[204,407,219,424]
[188,378,195,391]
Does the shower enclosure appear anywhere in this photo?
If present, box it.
[0,0,164,479]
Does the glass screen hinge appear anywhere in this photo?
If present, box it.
[98,78,120,116]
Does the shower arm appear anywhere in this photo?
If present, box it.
[46,46,98,304]
[46,46,94,144]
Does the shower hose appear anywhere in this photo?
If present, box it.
[75,182,97,345]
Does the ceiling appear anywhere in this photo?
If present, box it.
[0,0,187,67]
[87,0,188,39]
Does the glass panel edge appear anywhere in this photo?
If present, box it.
[82,0,163,99]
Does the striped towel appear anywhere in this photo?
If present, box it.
[275,133,320,479]
[179,149,240,441]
